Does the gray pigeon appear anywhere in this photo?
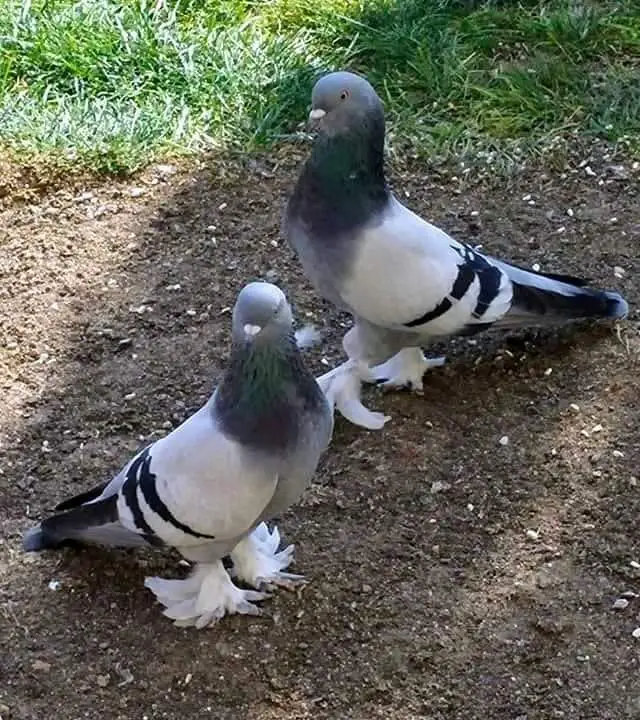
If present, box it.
[284,70,629,430]
[23,282,333,628]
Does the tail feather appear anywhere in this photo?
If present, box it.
[491,258,629,326]
[55,480,110,512]
[510,283,628,321]
[23,495,152,552]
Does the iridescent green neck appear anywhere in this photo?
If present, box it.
[214,334,324,452]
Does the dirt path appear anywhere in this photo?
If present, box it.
[1,151,639,720]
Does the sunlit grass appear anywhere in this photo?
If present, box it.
[1,0,639,173]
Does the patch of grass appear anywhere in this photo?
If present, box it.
[0,0,639,173]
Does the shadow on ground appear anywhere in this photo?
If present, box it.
[1,146,639,720]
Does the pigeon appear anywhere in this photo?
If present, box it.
[284,70,629,430]
[23,281,333,628]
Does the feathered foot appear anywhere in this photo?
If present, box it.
[231,522,305,591]
[145,560,270,629]
[316,360,390,430]
[368,348,445,392]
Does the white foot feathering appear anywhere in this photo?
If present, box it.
[368,347,445,392]
[145,561,270,629]
[230,522,305,590]
[316,360,390,430]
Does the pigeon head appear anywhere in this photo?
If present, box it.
[309,71,385,135]
[217,282,327,453]
[232,281,293,346]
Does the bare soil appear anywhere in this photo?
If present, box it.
[1,149,639,720]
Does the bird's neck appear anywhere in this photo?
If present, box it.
[290,117,389,239]
[310,122,386,189]
[214,336,323,452]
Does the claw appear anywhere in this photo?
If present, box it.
[231,524,307,591]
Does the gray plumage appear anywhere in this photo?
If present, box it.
[284,71,629,429]
[24,281,333,627]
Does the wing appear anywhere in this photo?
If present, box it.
[116,405,279,550]
[340,197,513,336]
[24,405,278,553]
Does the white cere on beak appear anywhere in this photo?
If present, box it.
[243,323,262,337]
[309,108,326,120]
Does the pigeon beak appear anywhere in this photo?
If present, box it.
[308,107,326,130]
[243,323,262,338]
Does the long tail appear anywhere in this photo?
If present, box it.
[23,493,151,552]
[491,258,628,328]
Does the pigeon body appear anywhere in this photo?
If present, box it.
[285,71,628,429]
[24,282,333,626]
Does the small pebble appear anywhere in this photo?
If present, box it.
[592,424,603,433]
[532,263,541,271]
[526,529,539,541]
[612,598,629,611]
[630,561,640,570]
[499,435,509,446]
[155,164,177,177]
[96,674,110,688]
[632,628,640,639]
[184,673,193,685]
[430,481,450,494]
[569,403,580,412]
[544,368,553,376]
[32,660,51,672]
[124,392,136,401]
[614,266,625,279]
[48,580,62,591]
[128,187,145,198]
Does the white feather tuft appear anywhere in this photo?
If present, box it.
[294,325,323,349]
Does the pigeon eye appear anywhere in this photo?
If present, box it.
[339,90,349,101]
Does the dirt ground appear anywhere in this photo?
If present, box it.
[0,147,639,720]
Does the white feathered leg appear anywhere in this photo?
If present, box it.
[145,560,269,629]
[368,347,446,392]
[316,360,390,430]
[230,522,305,591]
